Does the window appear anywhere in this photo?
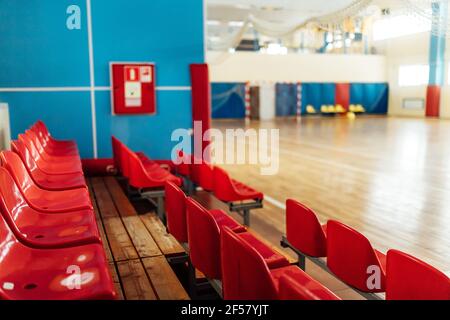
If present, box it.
[373,15,431,41]
[398,65,429,86]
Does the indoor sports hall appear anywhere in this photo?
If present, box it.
[0,0,448,306]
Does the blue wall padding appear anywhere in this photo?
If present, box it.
[275,83,297,116]
[301,83,336,113]
[350,83,389,114]
[211,83,246,119]
[0,0,204,159]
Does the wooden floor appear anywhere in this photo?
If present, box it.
[87,177,189,300]
[213,116,450,297]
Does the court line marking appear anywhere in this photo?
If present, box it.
[264,195,286,210]
[86,0,97,158]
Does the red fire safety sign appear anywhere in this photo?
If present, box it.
[110,62,156,115]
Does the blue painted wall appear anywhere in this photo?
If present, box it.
[0,0,205,159]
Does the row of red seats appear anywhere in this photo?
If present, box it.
[174,151,263,226]
[0,121,116,300]
[284,199,450,300]
[165,181,339,300]
[112,136,181,189]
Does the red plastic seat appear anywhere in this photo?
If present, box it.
[0,214,116,300]
[18,134,83,175]
[25,129,80,162]
[0,152,92,213]
[286,199,327,257]
[186,198,289,280]
[220,226,330,300]
[0,168,100,249]
[30,123,79,158]
[165,181,188,243]
[278,273,340,300]
[213,166,263,202]
[174,150,191,177]
[34,120,78,150]
[386,249,450,300]
[31,123,79,156]
[111,136,124,175]
[122,143,181,189]
[186,198,246,280]
[198,162,214,192]
[326,220,386,293]
[10,140,85,191]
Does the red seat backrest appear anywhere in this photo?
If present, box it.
[10,140,40,174]
[36,120,50,138]
[25,130,46,155]
[278,273,340,300]
[198,162,214,191]
[120,143,133,179]
[122,145,149,188]
[286,199,327,257]
[326,220,386,292]
[30,123,49,147]
[0,167,36,237]
[18,134,41,161]
[220,226,278,300]
[386,249,450,300]
[165,181,188,243]
[175,150,191,176]
[212,167,236,202]
[186,197,221,280]
[0,151,39,196]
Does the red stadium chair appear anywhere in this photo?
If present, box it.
[0,152,92,213]
[186,198,288,280]
[26,129,79,159]
[31,123,79,156]
[121,143,181,189]
[174,150,191,177]
[186,197,246,280]
[212,166,263,226]
[198,162,214,192]
[34,120,78,150]
[18,134,83,175]
[386,249,450,300]
[326,220,386,293]
[111,136,124,175]
[0,214,116,300]
[278,273,340,300]
[10,140,85,191]
[220,226,332,300]
[0,168,100,249]
[165,181,188,243]
[285,199,327,257]
[282,199,327,269]
[23,130,81,166]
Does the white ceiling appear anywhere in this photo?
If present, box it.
[207,0,359,23]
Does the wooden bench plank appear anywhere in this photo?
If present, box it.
[109,263,125,300]
[142,256,190,300]
[117,259,157,300]
[91,177,119,218]
[104,176,137,217]
[87,179,114,263]
[122,216,162,258]
[140,213,185,257]
[103,217,139,262]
